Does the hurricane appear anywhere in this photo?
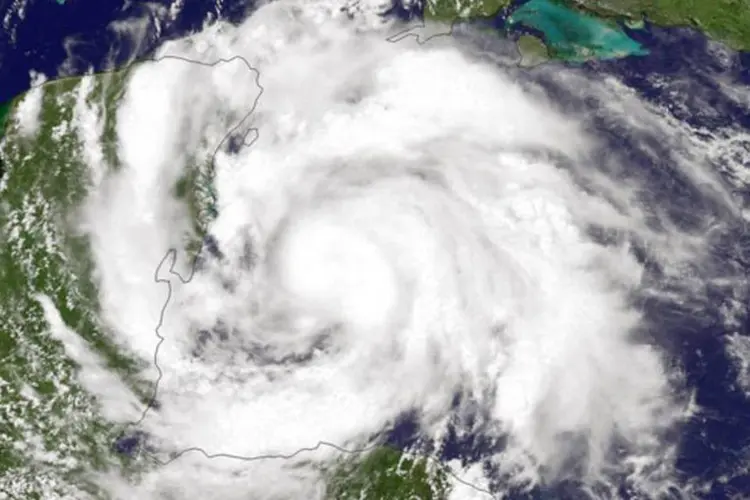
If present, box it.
[27,0,749,498]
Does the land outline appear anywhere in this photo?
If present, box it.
[120,46,496,499]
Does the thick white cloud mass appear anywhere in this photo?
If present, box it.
[14,71,46,138]
[68,0,747,498]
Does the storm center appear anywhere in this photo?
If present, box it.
[277,211,399,329]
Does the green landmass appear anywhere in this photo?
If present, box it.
[424,0,750,62]
[325,447,451,500]
[0,99,15,140]
[0,65,446,498]
[0,72,152,499]
[425,0,510,21]
[0,59,245,496]
[517,34,550,66]
[508,0,648,62]
[566,0,750,52]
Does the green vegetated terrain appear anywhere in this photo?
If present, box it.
[0,71,150,499]
[425,0,750,64]
[508,0,648,62]
[0,62,233,498]
[326,447,451,500]
[567,0,750,51]
[4,3,745,497]
[0,67,453,499]
[0,100,15,139]
[516,33,550,66]
[425,0,511,20]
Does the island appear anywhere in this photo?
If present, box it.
[425,0,750,65]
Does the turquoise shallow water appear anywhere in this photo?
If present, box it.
[507,0,648,61]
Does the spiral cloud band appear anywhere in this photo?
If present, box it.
[66,1,747,498]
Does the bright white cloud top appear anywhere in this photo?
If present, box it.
[25,0,746,498]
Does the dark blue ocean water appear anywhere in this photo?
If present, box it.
[385,6,750,499]
[5,0,748,497]
[570,25,750,499]
[0,0,253,104]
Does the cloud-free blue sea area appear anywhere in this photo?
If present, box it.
[0,0,749,496]
[0,0,253,104]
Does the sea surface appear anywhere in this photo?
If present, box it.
[596,26,750,497]
[1,0,749,497]
[0,0,253,104]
